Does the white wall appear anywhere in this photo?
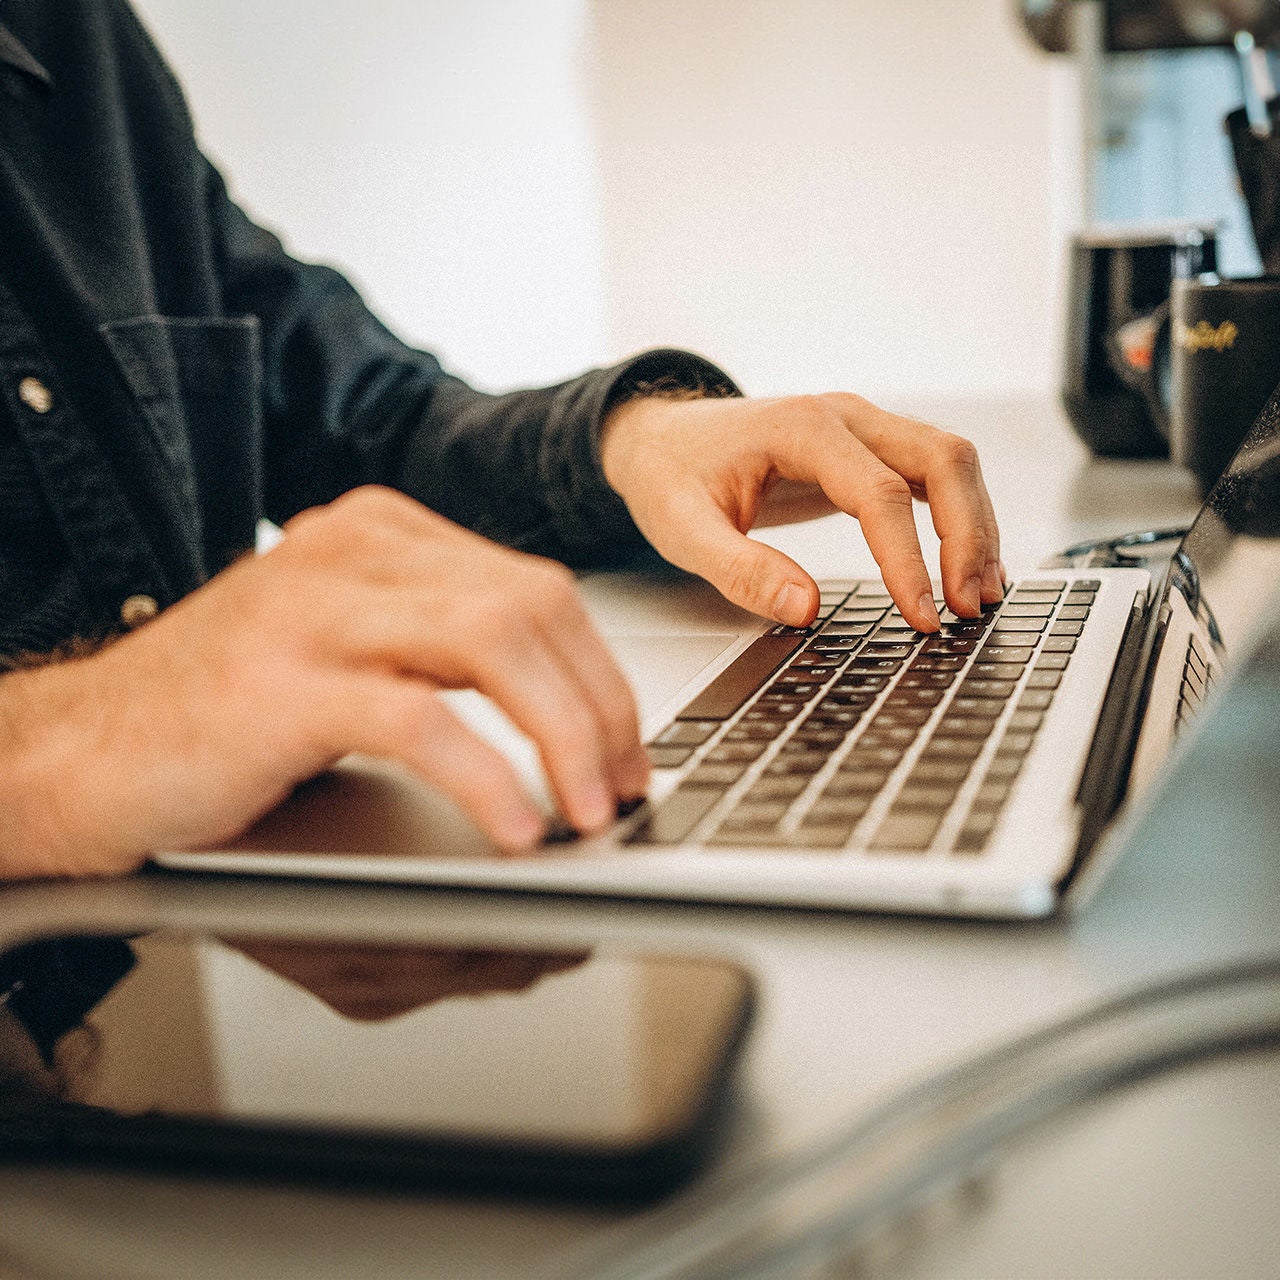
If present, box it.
[129,0,1077,402]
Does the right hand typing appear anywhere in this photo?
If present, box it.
[0,486,649,879]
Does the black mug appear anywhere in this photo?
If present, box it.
[1062,223,1217,457]
[1170,274,1280,496]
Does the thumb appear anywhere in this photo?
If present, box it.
[649,492,820,627]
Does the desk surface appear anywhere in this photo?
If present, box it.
[6,399,1275,1280]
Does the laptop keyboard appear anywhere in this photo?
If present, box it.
[627,578,1101,855]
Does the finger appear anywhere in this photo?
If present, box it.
[833,404,996,616]
[332,675,548,853]
[768,421,938,631]
[531,595,650,802]
[646,486,822,627]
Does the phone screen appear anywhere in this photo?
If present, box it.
[0,931,753,1198]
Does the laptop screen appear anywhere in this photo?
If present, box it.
[1128,382,1280,794]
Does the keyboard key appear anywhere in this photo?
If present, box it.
[863,643,915,659]
[984,756,1024,780]
[823,621,877,636]
[911,654,967,672]
[1018,579,1066,592]
[1064,591,1095,608]
[718,801,790,829]
[988,617,1046,632]
[954,810,1000,853]
[1057,605,1090,621]
[833,676,890,693]
[1007,710,1044,732]
[834,608,887,623]
[947,696,1005,717]
[628,786,722,844]
[1050,620,1084,637]
[1035,652,1070,671]
[1008,591,1060,605]
[968,662,1018,680]
[899,672,958,689]
[894,785,958,812]
[998,602,1054,617]
[936,716,998,739]
[789,726,848,747]
[978,646,1033,664]
[924,637,978,655]
[775,668,833,685]
[726,721,788,740]
[984,631,1038,647]
[706,741,769,763]
[746,775,809,801]
[848,657,906,673]
[808,635,862,651]
[870,811,942,851]
[677,635,804,720]
[656,721,720,746]
[858,728,920,748]
[808,797,874,823]
[996,731,1036,756]
[1026,670,1063,689]
[972,780,1012,809]
[765,754,828,776]
[1017,689,1055,711]
[787,823,857,848]
[648,745,694,768]
[958,678,1017,699]
[884,687,946,707]
[871,707,934,728]
[921,736,985,760]
[1041,636,1077,653]
[686,762,749,786]
[1074,579,1101,590]
[840,747,904,770]
[822,771,890,797]
[793,651,841,668]
[908,760,972,785]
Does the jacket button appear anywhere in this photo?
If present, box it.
[120,594,160,629]
[17,377,53,414]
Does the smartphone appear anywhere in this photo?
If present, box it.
[0,929,753,1201]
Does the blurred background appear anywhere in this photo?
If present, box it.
[126,0,1256,407]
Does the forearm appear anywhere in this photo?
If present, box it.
[0,658,127,879]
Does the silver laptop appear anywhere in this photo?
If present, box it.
[159,390,1280,918]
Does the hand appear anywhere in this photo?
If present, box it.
[601,392,1003,632]
[0,487,648,878]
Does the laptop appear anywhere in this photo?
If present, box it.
[158,388,1280,918]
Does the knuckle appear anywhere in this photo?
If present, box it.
[719,542,772,607]
[861,466,914,509]
[936,431,980,474]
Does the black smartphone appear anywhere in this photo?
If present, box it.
[0,929,753,1201]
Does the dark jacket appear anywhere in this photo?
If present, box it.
[0,1,732,655]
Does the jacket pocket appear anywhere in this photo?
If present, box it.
[99,315,263,576]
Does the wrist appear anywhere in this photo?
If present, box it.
[0,655,140,878]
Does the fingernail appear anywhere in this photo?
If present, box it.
[773,581,811,627]
[981,559,1003,602]
[998,559,1009,586]
[917,592,941,630]
[962,575,983,616]
[500,806,546,853]
[575,782,616,834]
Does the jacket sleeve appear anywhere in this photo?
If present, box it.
[203,162,738,567]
